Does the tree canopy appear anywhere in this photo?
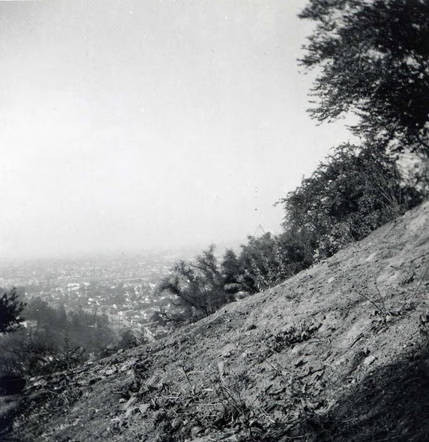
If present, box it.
[300,0,429,154]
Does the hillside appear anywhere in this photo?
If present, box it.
[4,201,429,441]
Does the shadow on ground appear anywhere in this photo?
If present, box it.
[263,350,429,442]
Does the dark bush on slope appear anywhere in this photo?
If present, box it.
[279,143,424,260]
[158,246,231,322]
[0,288,25,333]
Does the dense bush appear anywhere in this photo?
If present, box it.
[158,246,230,321]
[236,233,290,293]
[0,288,25,333]
[279,143,424,259]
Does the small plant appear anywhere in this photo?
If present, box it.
[212,370,266,440]
[352,279,406,331]
[268,321,320,353]
[354,282,389,318]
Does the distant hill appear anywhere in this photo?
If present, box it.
[4,201,429,441]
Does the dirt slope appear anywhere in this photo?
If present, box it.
[6,202,429,441]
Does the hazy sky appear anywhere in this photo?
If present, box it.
[0,0,353,259]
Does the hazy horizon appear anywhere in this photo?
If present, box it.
[0,0,354,260]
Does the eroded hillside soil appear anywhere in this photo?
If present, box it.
[5,202,429,441]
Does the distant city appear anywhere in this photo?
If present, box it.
[0,250,198,333]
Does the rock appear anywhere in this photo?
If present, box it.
[104,367,117,376]
[363,355,376,366]
[219,343,236,358]
[138,403,150,415]
[294,358,306,367]
[190,426,204,437]
[310,362,324,373]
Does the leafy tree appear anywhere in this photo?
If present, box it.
[299,0,429,154]
[238,233,290,293]
[221,249,242,295]
[158,246,229,320]
[0,288,25,333]
[279,143,423,258]
[276,228,316,275]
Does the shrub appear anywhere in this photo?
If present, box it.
[237,233,291,293]
[0,288,25,333]
[158,246,230,321]
[279,143,423,259]
[156,143,425,322]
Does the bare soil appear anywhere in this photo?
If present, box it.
[4,201,429,441]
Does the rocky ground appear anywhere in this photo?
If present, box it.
[2,201,429,441]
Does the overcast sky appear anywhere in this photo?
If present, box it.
[0,0,353,259]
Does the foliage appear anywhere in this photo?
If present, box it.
[158,246,230,321]
[221,249,242,295]
[156,2,429,323]
[158,240,295,322]
[237,233,289,293]
[279,143,423,259]
[276,228,316,275]
[232,229,317,294]
[158,231,315,322]
[24,298,116,355]
[299,0,429,154]
[0,298,117,378]
[0,288,25,333]
[118,328,146,349]
[0,329,84,377]
[157,143,425,324]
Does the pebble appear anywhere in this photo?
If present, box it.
[190,426,203,437]
[363,355,376,366]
